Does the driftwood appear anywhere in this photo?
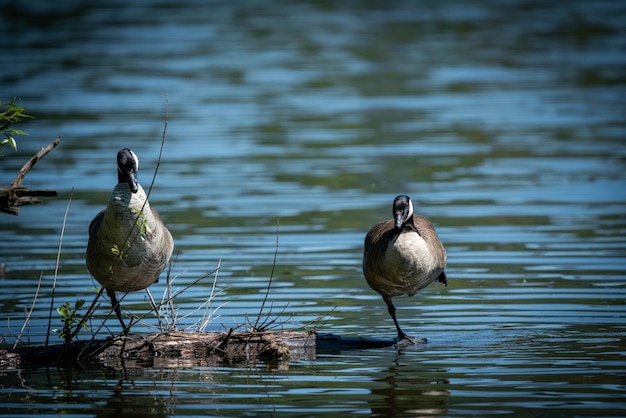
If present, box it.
[0,136,60,215]
[0,330,395,370]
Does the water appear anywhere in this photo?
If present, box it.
[1,0,625,416]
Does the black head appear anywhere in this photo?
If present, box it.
[392,195,414,229]
[117,148,139,193]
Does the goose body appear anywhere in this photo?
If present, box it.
[363,195,446,342]
[86,148,173,331]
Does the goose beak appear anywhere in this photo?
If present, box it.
[127,171,139,193]
[395,213,404,229]
[117,148,140,193]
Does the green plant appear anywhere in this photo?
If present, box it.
[0,98,34,154]
[54,299,89,346]
[109,209,148,263]
[133,207,150,240]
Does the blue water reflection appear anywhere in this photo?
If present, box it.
[1,0,625,416]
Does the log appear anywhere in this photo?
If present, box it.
[0,136,60,215]
[1,330,395,369]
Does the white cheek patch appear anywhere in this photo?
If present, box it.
[407,198,414,219]
[130,149,139,171]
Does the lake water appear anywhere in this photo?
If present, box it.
[1,0,625,416]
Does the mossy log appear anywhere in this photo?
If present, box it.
[0,136,60,215]
[1,330,395,369]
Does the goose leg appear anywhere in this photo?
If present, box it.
[106,288,128,335]
[383,295,426,345]
[383,295,407,340]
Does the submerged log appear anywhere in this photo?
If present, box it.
[1,330,395,369]
[0,136,60,215]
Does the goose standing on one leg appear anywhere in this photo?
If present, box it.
[363,195,447,344]
[86,148,174,334]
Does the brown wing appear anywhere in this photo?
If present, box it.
[364,219,394,259]
[363,219,397,294]
[88,209,105,239]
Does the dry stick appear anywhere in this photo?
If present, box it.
[2,137,60,215]
[195,259,225,331]
[44,186,74,346]
[146,95,168,200]
[153,257,181,331]
[147,264,227,332]
[126,265,221,331]
[175,259,228,331]
[144,288,161,330]
[12,272,44,349]
[158,263,176,330]
[166,256,176,329]
[255,299,294,332]
[253,219,280,331]
[298,305,338,332]
[10,137,61,189]
[196,299,228,333]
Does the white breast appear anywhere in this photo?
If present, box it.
[385,230,439,296]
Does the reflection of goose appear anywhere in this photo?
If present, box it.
[363,195,447,343]
[86,148,174,333]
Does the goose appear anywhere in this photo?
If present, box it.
[86,148,174,333]
[363,195,447,344]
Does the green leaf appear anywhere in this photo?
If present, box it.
[9,128,28,135]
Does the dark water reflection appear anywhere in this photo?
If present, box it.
[1,0,625,416]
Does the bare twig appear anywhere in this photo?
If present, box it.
[145,288,161,329]
[10,136,61,188]
[195,260,227,332]
[253,219,280,331]
[179,260,229,332]
[154,259,181,331]
[146,96,168,199]
[12,272,44,349]
[298,306,338,331]
[1,136,60,215]
[166,256,176,329]
[253,299,294,332]
[129,263,222,331]
[45,186,73,346]
[158,272,228,332]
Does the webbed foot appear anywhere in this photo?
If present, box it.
[394,334,427,346]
